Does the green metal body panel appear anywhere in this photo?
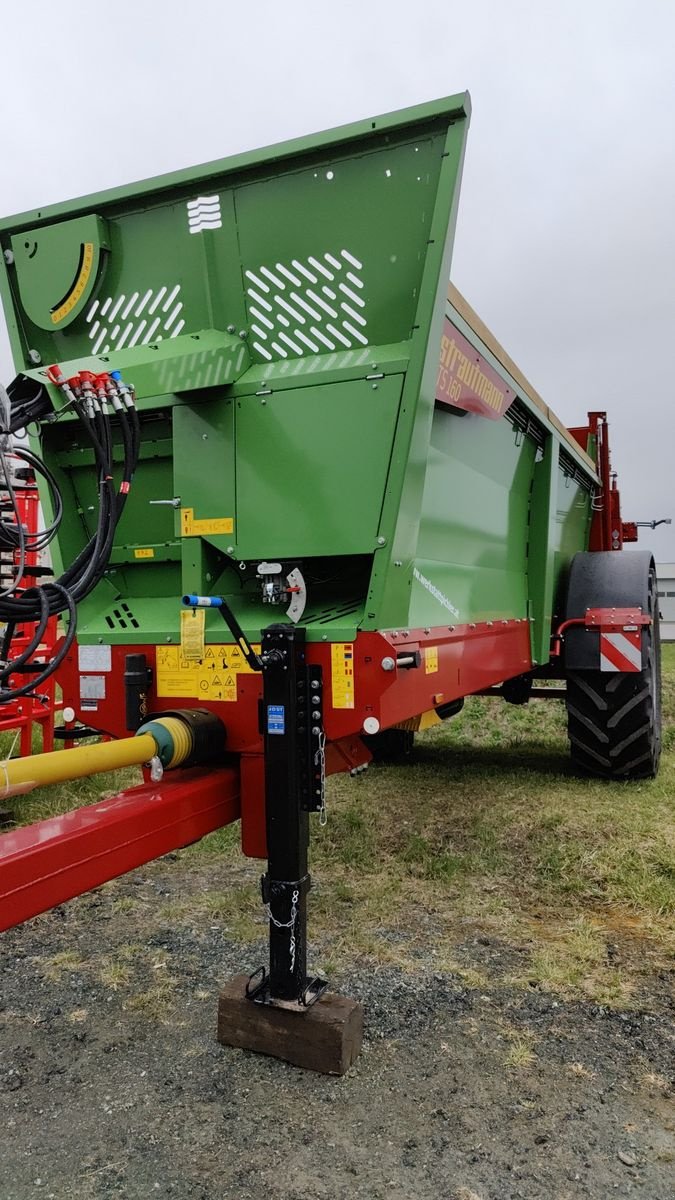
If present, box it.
[234,376,403,559]
[0,95,596,672]
[415,397,537,626]
[11,214,109,331]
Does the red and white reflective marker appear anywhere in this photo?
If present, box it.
[599,629,642,673]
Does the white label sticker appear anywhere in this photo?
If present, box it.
[80,675,106,700]
[78,644,112,672]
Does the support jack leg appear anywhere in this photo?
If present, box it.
[217,624,363,1074]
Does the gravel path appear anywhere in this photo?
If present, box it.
[2,863,674,1200]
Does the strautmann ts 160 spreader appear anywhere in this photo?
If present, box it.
[0,96,662,1072]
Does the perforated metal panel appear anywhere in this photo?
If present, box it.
[86,284,184,354]
[245,249,367,362]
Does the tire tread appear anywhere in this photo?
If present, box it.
[565,570,661,780]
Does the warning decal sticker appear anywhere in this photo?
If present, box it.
[155,643,260,702]
[180,508,234,537]
[331,643,355,709]
[180,607,205,662]
[425,646,439,674]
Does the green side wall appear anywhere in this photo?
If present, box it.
[1,97,596,669]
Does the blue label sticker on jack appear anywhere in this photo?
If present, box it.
[267,704,285,735]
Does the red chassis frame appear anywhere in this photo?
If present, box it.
[0,618,532,926]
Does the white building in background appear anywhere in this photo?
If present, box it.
[657,564,675,642]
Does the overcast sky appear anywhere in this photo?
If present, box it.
[1,0,673,558]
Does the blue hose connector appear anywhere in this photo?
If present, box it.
[182,595,224,608]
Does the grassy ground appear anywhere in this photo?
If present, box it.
[4,646,674,1008]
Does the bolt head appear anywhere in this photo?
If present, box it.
[376,536,386,546]
[28,349,42,365]
[381,656,396,672]
[3,249,14,265]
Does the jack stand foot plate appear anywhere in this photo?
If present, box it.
[217,974,363,1075]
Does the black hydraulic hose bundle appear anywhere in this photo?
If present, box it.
[0,367,140,702]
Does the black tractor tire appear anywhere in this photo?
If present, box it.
[566,566,661,779]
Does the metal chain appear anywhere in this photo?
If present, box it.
[264,887,299,972]
[288,891,298,973]
[315,730,327,826]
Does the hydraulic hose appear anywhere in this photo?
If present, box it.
[0,368,141,702]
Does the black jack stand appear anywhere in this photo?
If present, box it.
[217,623,363,1074]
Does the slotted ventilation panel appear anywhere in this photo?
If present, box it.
[245,249,368,362]
[104,602,140,631]
[86,284,185,355]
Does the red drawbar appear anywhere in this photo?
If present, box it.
[0,766,240,931]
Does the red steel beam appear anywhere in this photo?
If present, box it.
[0,766,240,931]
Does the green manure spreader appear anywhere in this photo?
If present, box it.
[0,95,661,1071]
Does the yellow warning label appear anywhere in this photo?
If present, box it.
[180,607,205,661]
[155,643,260,702]
[180,508,234,537]
[425,646,438,674]
[134,547,155,559]
[51,242,95,325]
[331,643,355,709]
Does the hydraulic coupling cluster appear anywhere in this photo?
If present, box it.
[0,364,141,702]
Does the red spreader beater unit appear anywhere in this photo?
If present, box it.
[0,97,665,1073]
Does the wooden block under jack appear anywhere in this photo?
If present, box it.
[217,974,363,1075]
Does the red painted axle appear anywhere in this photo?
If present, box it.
[0,766,240,931]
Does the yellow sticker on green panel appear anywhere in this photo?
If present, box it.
[180,508,234,537]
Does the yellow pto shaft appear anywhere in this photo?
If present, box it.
[0,713,206,799]
[0,734,157,798]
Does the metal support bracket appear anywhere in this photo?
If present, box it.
[552,606,650,672]
[247,622,327,1010]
